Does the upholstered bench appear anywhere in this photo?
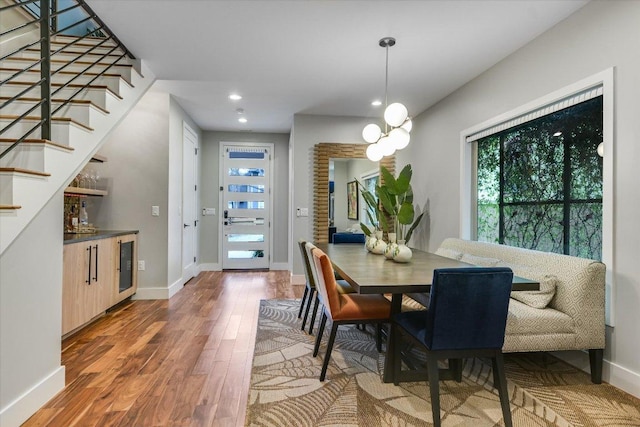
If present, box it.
[435,238,606,383]
[332,232,366,244]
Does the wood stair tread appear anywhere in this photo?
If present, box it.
[4,81,123,99]
[25,48,125,58]
[0,138,75,152]
[3,57,133,69]
[0,115,94,131]
[0,167,51,177]
[1,67,134,88]
[0,205,22,210]
[0,96,111,114]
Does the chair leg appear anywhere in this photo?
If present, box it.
[426,356,441,427]
[308,295,320,335]
[589,348,604,384]
[492,352,513,427]
[448,358,463,382]
[376,323,383,353]
[320,322,339,381]
[313,313,327,357]
[301,288,315,331]
[298,286,309,318]
[393,324,402,386]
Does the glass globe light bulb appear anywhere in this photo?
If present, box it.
[401,119,412,132]
[384,103,408,127]
[597,142,604,157]
[362,123,382,143]
[366,143,384,161]
[379,136,396,156]
[389,127,410,150]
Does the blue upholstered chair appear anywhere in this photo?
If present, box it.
[331,232,365,244]
[393,267,514,427]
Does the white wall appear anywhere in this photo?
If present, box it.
[0,193,65,426]
[290,114,371,274]
[199,131,290,269]
[92,88,171,294]
[405,0,640,396]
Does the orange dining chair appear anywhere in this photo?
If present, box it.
[393,267,514,427]
[311,247,391,381]
[298,240,354,334]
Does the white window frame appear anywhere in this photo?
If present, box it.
[459,68,615,326]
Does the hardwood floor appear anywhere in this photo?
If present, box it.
[23,271,301,427]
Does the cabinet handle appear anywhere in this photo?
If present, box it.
[93,244,99,282]
[117,240,121,272]
[86,245,92,284]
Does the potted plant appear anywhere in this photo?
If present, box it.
[358,181,388,253]
[377,164,424,262]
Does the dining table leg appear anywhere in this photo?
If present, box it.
[383,293,403,383]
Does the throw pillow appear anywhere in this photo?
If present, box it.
[435,247,463,260]
[460,253,501,267]
[510,274,558,309]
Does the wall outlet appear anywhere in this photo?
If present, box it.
[137,260,145,271]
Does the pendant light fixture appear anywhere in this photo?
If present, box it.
[363,37,412,161]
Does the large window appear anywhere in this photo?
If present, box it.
[476,96,603,260]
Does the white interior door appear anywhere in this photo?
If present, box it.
[182,123,198,280]
[221,145,272,269]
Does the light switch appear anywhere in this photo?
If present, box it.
[202,208,216,216]
[151,206,160,217]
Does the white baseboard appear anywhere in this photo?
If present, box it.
[132,278,186,300]
[198,263,221,271]
[552,350,640,398]
[271,262,289,271]
[291,274,305,285]
[168,278,184,299]
[0,366,65,427]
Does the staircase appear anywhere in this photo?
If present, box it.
[0,3,155,255]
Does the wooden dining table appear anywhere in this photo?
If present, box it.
[314,242,540,383]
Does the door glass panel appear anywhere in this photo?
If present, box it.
[228,217,264,225]
[228,234,264,242]
[228,184,265,193]
[229,168,265,177]
[228,201,265,209]
[229,152,265,159]
[228,250,264,259]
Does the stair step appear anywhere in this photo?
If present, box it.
[50,37,119,50]
[0,167,51,177]
[0,138,74,171]
[0,204,22,210]
[0,67,134,88]
[2,71,132,97]
[2,81,122,105]
[0,115,94,132]
[0,57,139,86]
[0,114,93,143]
[24,47,126,60]
[0,97,110,115]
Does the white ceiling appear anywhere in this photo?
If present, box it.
[86,0,588,133]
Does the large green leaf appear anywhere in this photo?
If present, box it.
[377,186,396,216]
[405,212,425,244]
[397,201,414,225]
[360,223,372,236]
[395,164,412,194]
[380,166,400,195]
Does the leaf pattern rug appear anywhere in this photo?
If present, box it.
[245,300,640,426]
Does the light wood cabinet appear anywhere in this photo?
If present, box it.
[62,232,137,336]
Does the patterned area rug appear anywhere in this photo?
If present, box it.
[245,300,640,426]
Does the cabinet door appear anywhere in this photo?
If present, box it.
[62,242,94,335]
[113,234,138,305]
[62,238,114,336]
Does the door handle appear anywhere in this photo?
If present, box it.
[223,210,228,219]
[184,223,190,228]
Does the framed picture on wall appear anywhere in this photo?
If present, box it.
[347,180,359,220]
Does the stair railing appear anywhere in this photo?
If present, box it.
[0,0,135,160]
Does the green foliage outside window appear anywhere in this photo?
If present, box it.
[476,97,603,260]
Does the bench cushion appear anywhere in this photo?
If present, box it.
[507,299,574,335]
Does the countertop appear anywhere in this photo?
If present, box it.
[63,230,139,244]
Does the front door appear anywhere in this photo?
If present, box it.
[221,144,272,269]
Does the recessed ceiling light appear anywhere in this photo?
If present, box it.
[238,117,248,123]
[371,100,382,107]
[236,108,244,114]
[229,94,242,101]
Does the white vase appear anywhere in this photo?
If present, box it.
[393,239,412,263]
[371,230,387,255]
[384,232,398,259]
[365,233,377,252]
